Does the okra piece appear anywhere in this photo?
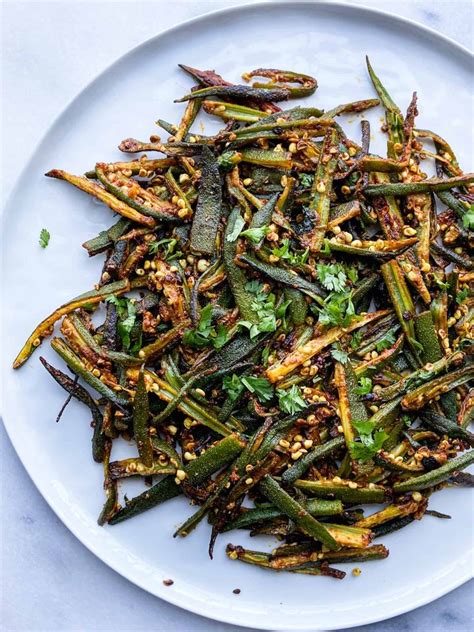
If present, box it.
[354,498,423,528]
[366,57,405,159]
[226,545,345,578]
[13,279,130,368]
[82,217,131,256]
[96,164,181,222]
[51,338,130,407]
[203,100,266,123]
[327,236,418,258]
[175,85,291,103]
[223,208,258,324]
[223,498,343,531]
[421,411,474,447]
[85,157,176,179]
[133,368,153,467]
[266,310,390,382]
[292,478,387,503]
[109,434,245,524]
[328,200,361,229]
[282,436,345,485]
[97,440,119,525]
[45,170,156,226]
[401,365,474,411]
[109,458,175,479]
[431,242,474,270]
[393,450,474,493]
[302,128,339,252]
[315,544,389,564]
[377,351,464,402]
[190,146,222,255]
[364,174,474,196]
[260,476,339,550]
[138,320,191,362]
[238,253,325,303]
[245,68,317,98]
[381,259,420,359]
[40,356,106,463]
[239,148,292,169]
[334,361,367,449]
[415,310,458,419]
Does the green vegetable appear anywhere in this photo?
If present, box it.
[350,420,388,463]
[277,384,307,415]
[39,228,50,248]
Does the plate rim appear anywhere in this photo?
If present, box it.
[1,2,473,630]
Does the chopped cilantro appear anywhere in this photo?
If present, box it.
[317,290,356,328]
[223,373,274,404]
[354,377,373,395]
[456,288,468,304]
[183,304,229,349]
[148,238,181,260]
[375,329,397,352]
[223,374,245,402]
[241,376,274,403]
[462,205,474,230]
[240,226,269,244]
[331,347,349,364]
[106,295,139,352]
[39,228,50,248]
[350,331,363,350]
[277,385,307,415]
[350,419,388,463]
[271,239,309,266]
[238,281,290,339]
[299,173,314,188]
[316,263,347,293]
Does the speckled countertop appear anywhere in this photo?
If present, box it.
[1,1,473,630]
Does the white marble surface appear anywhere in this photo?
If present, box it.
[1,1,472,630]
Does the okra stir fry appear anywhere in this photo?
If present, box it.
[15,59,474,580]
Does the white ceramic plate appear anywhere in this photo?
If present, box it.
[2,2,473,630]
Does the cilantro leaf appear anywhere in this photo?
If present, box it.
[271,239,309,266]
[456,288,468,304]
[148,238,182,260]
[223,373,274,404]
[350,419,388,463]
[347,267,358,284]
[238,282,285,339]
[226,214,246,242]
[213,324,229,349]
[354,376,373,395]
[352,419,376,435]
[223,374,245,402]
[402,414,412,427]
[241,376,274,403]
[318,290,356,327]
[462,205,474,230]
[375,329,397,352]
[316,263,347,293]
[183,304,228,349]
[240,226,269,244]
[321,239,332,255]
[117,300,138,351]
[331,347,348,364]
[39,228,50,248]
[299,173,314,188]
[277,385,307,415]
[350,331,363,350]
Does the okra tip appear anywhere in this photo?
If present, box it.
[45,169,64,179]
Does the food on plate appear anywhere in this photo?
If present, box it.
[14,59,473,579]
